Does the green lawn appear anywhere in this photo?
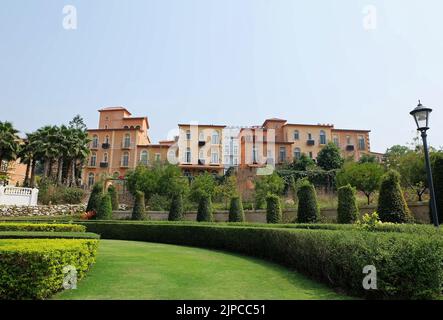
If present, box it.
[54,240,350,300]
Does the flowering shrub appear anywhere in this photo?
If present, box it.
[357,212,382,231]
[80,211,96,220]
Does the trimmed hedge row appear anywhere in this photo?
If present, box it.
[0,231,99,239]
[82,221,443,299]
[0,239,98,299]
[0,223,86,233]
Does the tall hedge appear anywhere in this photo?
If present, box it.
[432,156,443,225]
[107,185,119,211]
[197,194,213,222]
[96,193,112,220]
[296,180,319,223]
[132,191,146,221]
[168,193,184,221]
[86,183,103,213]
[229,196,245,222]
[377,170,411,223]
[266,194,282,224]
[337,184,359,224]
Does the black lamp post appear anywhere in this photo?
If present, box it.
[410,100,439,227]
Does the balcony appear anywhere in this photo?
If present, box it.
[100,162,109,168]
[198,159,206,165]
[102,143,110,149]
[307,140,315,146]
[198,140,206,147]
[121,142,132,149]
[346,145,355,151]
[90,143,99,150]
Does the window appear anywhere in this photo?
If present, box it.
[233,146,238,156]
[104,135,110,144]
[140,150,148,165]
[333,135,339,147]
[90,152,97,166]
[346,136,351,145]
[122,152,129,167]
[199,132,204,141]
[279,147,286,163]
[155,153,161,162]
[358,136,365,150]
[92,135,99,148]
[211,149,219,164]
[294,148,301,160]
[88,173,95,187]
[308,133,312,140]
[103,152,108,163]
[186,130,191,140]
[319,130,326,145]
[224,145,229,155]
[252,146,258,163]
[233,157,238,166]
[104,125,108,129]
[185,148,191,163]
[294,130,299,140]
[212,131,219,145]
[123,134,131,148]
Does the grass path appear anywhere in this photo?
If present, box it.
[54,240,350,300]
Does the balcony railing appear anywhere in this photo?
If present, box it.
[307,140,315,146]
[346,145,355,151]
[100,162,109,168]
[121,142,132,149]
[198,140,206,147]
[90,143,99,150]
[102,143,110,149]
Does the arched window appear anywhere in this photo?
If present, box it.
[319,130,326,145]
[122,152,129,167]
[123,133,131,148]
[140,150,148,165]
[88,173,95,187]
[103,152,108,163]
[104,135,110,144]
[92,135,99,148]
[211,131,219,145]
[294,148,301,160]
[90,152,97,166]
[294,130,299,140]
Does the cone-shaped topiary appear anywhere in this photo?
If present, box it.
[132,190,146,221]
[107,185,119,211]
[96,193,112,220]
[197,194,213,222]
[229,196,245,222]
[337,184,359,224]
[86,182,103,213]
[297,180,319,223]
[168,193,184,221]
[377,170,411,223]
[432,156,443,225]
[266,194,282,223]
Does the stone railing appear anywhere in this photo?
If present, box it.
[0,186,39,206]
[0,204,86,217]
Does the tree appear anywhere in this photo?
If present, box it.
[189,172,216,203]
[108,185,119,210]
[336,162,384,205]
[132,190,146,220]
[384,145,410,171]
[0,121,20,166]
[197,194,213,222]
[337,184,359,224]
[168,193,184,221]
[359,154,378,164]
[397,150,427,201]
[316,142,344,171]
[377,170,411,223]
[254,172,285,209]
[214,175,238,209]
[86,182,103,213]
[96,193,112,220]
[296,180,319,223]
[266,194,282,223]
[229,196,245,222]
[286,154,316,171]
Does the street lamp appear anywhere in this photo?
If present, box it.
[410,100,439,227]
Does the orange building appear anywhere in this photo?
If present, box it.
[0,159,27,186]
[82,107,172,188]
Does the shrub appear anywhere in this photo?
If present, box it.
[148,194,169,211]
[82,221,443,299]
[229,196,245,222]
[38,180,85,205]
[357,212,381,231]
[297,180,319,223]
[168,194,184,221]
[266,194,282,224]
[107,185,119,211]
[377,170,411,223]
[337,184,359,224]
[96,193,112,220]
[86,183,103,213]
[432,155,443,224]
[0,239,98,299]
[132,191,146,221]
[197,194,213,222]
[0,223,85,232]
[62,187,85,204]
[254,173,285,209]
[0,231,99,239]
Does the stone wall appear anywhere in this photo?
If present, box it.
[0,204,86,217]
[113,202,431,224]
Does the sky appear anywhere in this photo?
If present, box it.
[0,0,442,153]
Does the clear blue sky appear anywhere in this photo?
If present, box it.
[1,0,442,152]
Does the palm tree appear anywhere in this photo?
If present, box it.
[18,136,34,187]
[0,121,20,167]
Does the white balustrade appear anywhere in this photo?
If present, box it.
[0,186,39,206]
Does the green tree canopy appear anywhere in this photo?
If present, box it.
[316,142,344,171]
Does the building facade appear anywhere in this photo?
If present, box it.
[0,159,27,186]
